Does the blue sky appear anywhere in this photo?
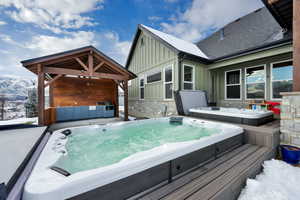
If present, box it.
[0,0,263,78]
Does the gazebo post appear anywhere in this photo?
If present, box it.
[124,80,129,121]
[115,81,119,117]
[37,64,45,126]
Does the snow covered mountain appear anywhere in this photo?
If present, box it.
[0,75,36,100]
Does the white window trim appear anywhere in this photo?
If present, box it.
[270,59,293,101]
[224,69,242,100]
[245,64,267,100]
[146,70,162,85]
[182,64,195,90]
[139,76,145,100]
[163,65,174,101]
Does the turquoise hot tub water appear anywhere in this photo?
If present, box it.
[55,119,221,174]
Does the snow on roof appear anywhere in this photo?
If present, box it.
[140,24,208,59]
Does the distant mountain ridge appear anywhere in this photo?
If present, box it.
[0,76,36,100]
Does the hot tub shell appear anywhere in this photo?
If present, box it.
[23,118,244,200]
[189,107,274,126]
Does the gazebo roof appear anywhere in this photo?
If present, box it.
[21,46,136,80]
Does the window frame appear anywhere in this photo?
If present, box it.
[270,59,293,101]
[182,64,195,90]
[244,64,267,100]
[146,70,162,85]
[224,69,242,100]
[139,76,145,100]
[164,65,174,100]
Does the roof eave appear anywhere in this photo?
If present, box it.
[211,38,292,62]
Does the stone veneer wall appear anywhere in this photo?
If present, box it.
[280,92,300,147]
[129,100,177,118]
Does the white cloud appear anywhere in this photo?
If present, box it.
[102,32,131,65]
[0,20,6,25]
[148,16,162,21]
[0,0,104,33]
[161,0,264,42]
[26,31,97,55]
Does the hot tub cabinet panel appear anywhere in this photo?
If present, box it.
[69,134,244,200]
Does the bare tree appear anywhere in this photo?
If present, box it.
[0,94,6,120]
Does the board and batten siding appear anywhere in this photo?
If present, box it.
[127,30,179,118]
[181,59,211,93]
[210,52,292,107]
[128,31,178,101]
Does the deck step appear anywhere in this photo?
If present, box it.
[135,144,256,200]
[185,147,270,200]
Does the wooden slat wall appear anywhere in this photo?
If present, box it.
[52,77,117,107]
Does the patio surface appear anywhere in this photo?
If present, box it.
[0,126,47,185]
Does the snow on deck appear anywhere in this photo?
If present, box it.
[141,24,208,59]
[0,117,37,126]
[238,159,300,200]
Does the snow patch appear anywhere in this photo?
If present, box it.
[238,159,300,200]
[0,117,37,125]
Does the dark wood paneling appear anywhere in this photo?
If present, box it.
[52,77,117,107]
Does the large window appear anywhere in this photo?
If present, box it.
[164,66,173,99]
[271,60,293,99]
[183,65,194,90]
[225,69,241,100]
[139,77,145,100]
[245,65,266,99]
[147,71,161,84]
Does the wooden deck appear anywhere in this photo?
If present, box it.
[130,144,271,200]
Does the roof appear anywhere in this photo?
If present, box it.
[141,25,208,59]
[125,24,209,68]
[196,7,292,60]
[21,46,136,79]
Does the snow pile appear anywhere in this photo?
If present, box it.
[0,117,37,126]
[238,159,300,200]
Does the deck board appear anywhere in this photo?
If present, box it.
[162,145,260,200]
[186,147,269,200]
[134,144,259,200]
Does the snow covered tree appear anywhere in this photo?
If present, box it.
[0,94,6,120]
[25,84,38,118]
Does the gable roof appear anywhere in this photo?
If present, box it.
[196,7,292,60]
[125,24,209,68]
[21,45,136,79]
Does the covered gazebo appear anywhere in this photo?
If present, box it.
[21,46,136,125]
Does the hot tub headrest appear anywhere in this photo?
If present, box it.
[61,129,72,136]
[174,90,208,115]
[50,166,71,176]
[169,117,183,125]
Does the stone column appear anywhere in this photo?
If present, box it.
[280,92,300,147]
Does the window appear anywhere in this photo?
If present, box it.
[139,77,145,99]
[164,66,173,99]
[147,71,161,84]
[245,65,266,99]
[183,65,194,90]
[225,69,241,100]
[271,60,293,99]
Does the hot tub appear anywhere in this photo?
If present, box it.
[189,107,274,126]
[23,117,243,200]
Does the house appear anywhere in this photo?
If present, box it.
[126,4,293,118]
